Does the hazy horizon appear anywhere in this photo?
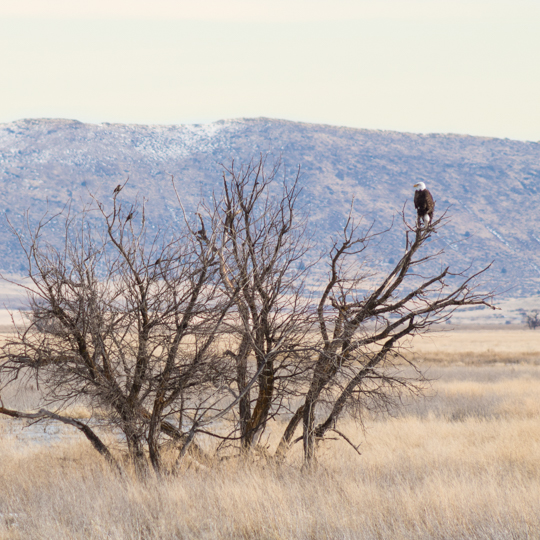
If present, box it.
[1,0,539,141]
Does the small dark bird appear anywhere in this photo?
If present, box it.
[196,229,208,242]
[113,185,122,194]
[195,212,208,242]
[126,212,133,221]
[413,182,435,227]
[154,258,162,266]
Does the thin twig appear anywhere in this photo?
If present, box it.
[331,428,362,456]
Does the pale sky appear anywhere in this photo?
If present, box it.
[1,0,539,140]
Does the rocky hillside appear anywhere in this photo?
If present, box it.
[1,117,539,306]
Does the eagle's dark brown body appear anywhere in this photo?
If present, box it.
[414,188,435,225]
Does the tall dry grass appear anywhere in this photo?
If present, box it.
[1,360,539,539]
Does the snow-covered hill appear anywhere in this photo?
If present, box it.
[1,117,539,304]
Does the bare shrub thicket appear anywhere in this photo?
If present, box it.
[0,189,238,472]
[523,309,540,329]
[0,157,494,471]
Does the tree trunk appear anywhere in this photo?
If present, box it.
[234,337,252,445]
[275,405,304,459]
[242,356,274,448]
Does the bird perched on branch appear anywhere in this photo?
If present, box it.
[113,184,122,194]
[126,212,133,222]
[195,212,208,242]
[224,208,240,234]
[413,182,435,227]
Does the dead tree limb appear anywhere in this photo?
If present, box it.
[0,406,121,471]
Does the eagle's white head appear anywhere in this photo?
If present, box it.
[414,182,426,190]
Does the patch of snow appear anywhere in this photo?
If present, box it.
[485,226,511,249]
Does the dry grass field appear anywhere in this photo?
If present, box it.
[405,325,540,365]
[1,327,540,539]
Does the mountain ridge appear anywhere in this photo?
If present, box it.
[1,117,539,306]
[11,115,539,142]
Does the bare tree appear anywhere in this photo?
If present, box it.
[275,212,495,464]
[0,192,233,472]
[195,158,314,450]
[523,309,540,329]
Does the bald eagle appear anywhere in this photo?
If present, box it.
[413,182,435,227]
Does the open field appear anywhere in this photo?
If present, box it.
[1,329,540,539]
[405,325,540,364]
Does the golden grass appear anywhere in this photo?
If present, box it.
[405,326,540,364]
[1,361,540,539]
